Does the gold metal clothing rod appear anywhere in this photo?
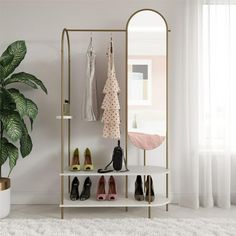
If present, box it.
[66,29,126,32]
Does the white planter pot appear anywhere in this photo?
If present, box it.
[0,178,11,219]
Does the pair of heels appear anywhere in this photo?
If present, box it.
[134,175,155,202]
[70,148,94,171]
[97,176,117,201]
[70,177,92,201]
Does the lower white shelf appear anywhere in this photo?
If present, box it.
[60,194,170,208]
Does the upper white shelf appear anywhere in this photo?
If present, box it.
[60,165,169,177]
[56,115,73,120]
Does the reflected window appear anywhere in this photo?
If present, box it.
[128,59,152,105]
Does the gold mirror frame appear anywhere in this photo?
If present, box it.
[125,9,170,213]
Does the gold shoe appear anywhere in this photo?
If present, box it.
[83,148,94,171]
[70,148,80,171]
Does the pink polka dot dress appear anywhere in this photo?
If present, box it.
[101,39,120,139]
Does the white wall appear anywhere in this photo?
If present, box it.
[0,0,184,204]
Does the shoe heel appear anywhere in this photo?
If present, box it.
[134,175,144,201]
[108,176,117,201]
[70,148,80,171]
[70,177,79,201]
[96,176,106,201]
[80,177,92,201]
[84,148,94,171]
[145,175,155,202]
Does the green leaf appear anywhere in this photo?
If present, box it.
[0,54,14,81]
[4,72,47,94]
[20,134,32,158]
[1,41,26,78]
[0,88,16,111]
[0,138,18,173]
[19,72,47,94]
[19,120,32,157]
[8,88,27,118]
[7,142,19,171]
[26,98,38,130]
[0,64,5,81]
[4,72,38,89]
[0,54,14,67]
[0,138,8,167]
[0,111,23,142]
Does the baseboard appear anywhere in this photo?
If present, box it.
[11,191,59,204]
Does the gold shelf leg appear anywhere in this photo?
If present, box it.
[144,150,146,193]
[148,175,151,219]
[61,208,64,219]
[166,173,169,212]
[125,175,128,212]
[68,177,71,194]
[60,175,64,219]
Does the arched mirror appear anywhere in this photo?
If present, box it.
[127,9,168,151]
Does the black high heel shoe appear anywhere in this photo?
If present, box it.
[134,175,144,201]
[80,177,92,201]
[145,175,155,202]
[70,177,79,201]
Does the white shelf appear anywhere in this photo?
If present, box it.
[60,194,170,208]
[56,115,73,120]
[60,165,169,177]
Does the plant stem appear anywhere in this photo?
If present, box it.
[8,168,12,178]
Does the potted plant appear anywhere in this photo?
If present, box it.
[0,41,47,218]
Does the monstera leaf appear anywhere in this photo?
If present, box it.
[4,72,47,94]
[0,111,23,142]
[0,41,26,79]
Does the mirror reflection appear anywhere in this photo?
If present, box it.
[128,10,167,145]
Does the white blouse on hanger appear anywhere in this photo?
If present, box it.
[82,38,99,121]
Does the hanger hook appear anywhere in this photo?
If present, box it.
[90,32,92,43]
[110,33,113,53]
